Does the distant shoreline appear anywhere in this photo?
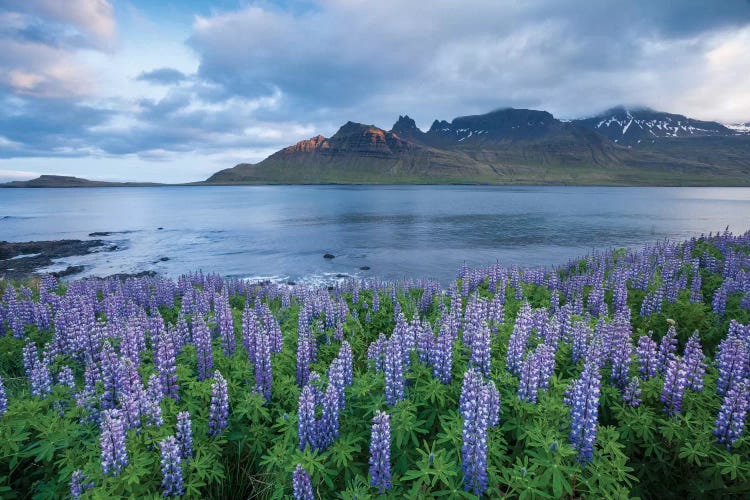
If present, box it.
[4,176,750,188]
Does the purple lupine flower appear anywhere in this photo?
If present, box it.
[432,321,453,384]
[259,303,284,354]
[208,370,229,437]
[506,302,533,376]
[155,328,179,401]
[292,464,314,500]
[416,322,434,364]
[145,374,164,427]
[460,368,482,416]
[384,334,405,406]
[460,369,498,496]
[518,351,541,403]
[193,316,214,381]
[334,321,344,342]
[570,320,590,364]
[636,335,659,379]
[340,341,353,387]
[57,365,76,389]
[100,341,121,410]
[159,436,185,497]
[470,320,492,377]
[30,353,52,398]
[608,314,632,390]
[298,384,317,451]
[327,358,346,409]
[369,410,392,493]
[536,343,557,391]
[100,409,128,476]
[0,375,7,417]
[318,381,341,451]
[22,341,38,377]
[118,359,145,430]
[367,333,386,373]
[215,290,235,357]
[296,327,312,387]
[640,286,664,316]
[242,305,258,363]
[660,356,688,416]
[488,292,505,332]
[657,325,678,374]
[69,470,93,499]
[716,337,749,397]
[714,379,750,448]
[689,266,702,303]
[175,411,193,460]
[254,332,273,402]
[683,331,706,391]
[712,285,728,316]
[623,376,642,407]
[308,372,325,407]
[564,360,601,464]
[518,343,556,403]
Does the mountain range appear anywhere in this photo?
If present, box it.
[4,107,750,187]
[207,106,750,186]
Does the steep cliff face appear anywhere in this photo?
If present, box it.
[275,135,331,155]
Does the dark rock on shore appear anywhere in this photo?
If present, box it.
[0,239,108,280]
[324,253,335,259]
[52,265,85,278]
[102,270,157,280]
[88,230,134,237]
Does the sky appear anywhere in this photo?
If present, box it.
[1,0,750,183]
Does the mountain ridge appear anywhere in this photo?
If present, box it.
[0,175,164,188]
[206,105,750,186]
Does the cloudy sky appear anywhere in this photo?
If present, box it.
[1,0,750,183]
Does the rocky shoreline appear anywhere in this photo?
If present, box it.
[0,239,111,280]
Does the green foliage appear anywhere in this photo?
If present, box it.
[0,237,749,499]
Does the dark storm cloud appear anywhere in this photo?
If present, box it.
[136,68,188,85]
[187,0,750,127]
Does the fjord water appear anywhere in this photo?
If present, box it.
[1,185,749,283]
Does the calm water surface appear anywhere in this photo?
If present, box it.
[1,186,749,283]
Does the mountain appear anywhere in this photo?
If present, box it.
[725,122,750,134]
[206,106,750,186]
[573,106,737,145]
[207,121,495,184]
[0,175,163,188]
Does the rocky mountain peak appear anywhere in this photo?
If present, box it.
[392,115,419,133]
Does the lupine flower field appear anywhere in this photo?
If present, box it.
[1,230,750,498]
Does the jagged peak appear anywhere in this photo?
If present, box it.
[428,119,451,132]
[392,115,420,132]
